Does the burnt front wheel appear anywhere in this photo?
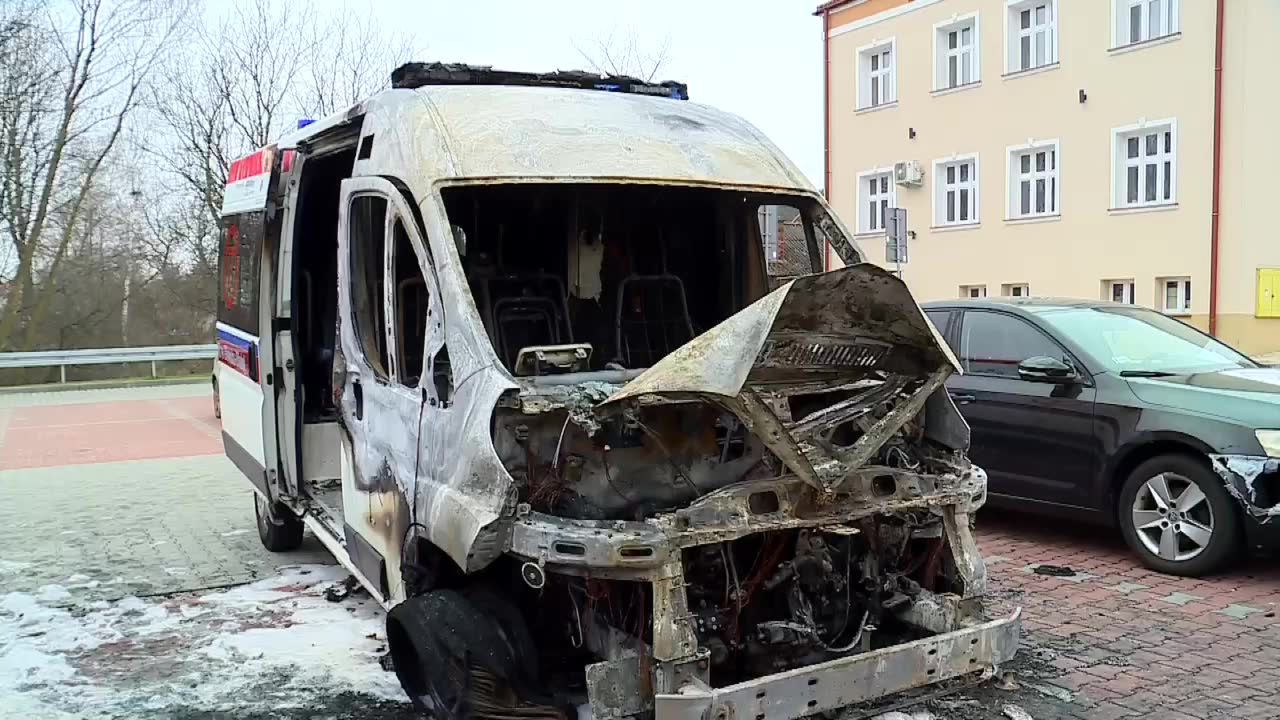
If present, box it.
[387,589,561,720]
[254,493,304,552]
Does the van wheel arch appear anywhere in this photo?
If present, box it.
[401,532,464,597]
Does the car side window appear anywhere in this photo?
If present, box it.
[959,311,1064,378]
[924,309,954,349]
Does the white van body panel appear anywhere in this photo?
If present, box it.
[357,86,813,188]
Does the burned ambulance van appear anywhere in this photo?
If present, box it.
[215,62,1019,720]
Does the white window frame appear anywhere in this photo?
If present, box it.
[960,284,988,298]
[1158,277,1192,314]
[855,168,897,234]
[1002,283,1030,297]
[1105,279,1136,304]
[856,38,897,110]
[1004,0,1058,74]
[933,13,981,91]
[932,154,980,227]
[1006,139,1060,220]
[1112,119,1177,209]
[1112,0,1179,48]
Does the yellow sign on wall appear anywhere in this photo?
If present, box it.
[1260,268,1280,318]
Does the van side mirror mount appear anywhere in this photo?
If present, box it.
[1018,356,1078,384]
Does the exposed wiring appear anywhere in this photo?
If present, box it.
[551,413,572,469]
[718,417,738,464]
[726,543,742,617]
[821,609,870,654]
[632,415,702,497]
[601,447,633,504]
[567,585,584,649]
[399,391,432,596]
[718,544,736,608]
[823,538,856,644]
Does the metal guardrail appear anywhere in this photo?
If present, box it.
[0,344,217,383]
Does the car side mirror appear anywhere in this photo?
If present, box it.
[1018,356,1078,383]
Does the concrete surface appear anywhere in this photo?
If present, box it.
[1,384,1277,718]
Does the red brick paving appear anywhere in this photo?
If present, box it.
[979,511,1280,718]
[0,396,221,469]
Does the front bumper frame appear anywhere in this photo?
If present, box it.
[654,608,1022,720]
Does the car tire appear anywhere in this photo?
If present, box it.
[1118,454,1241,577]
[386,589,552,719]
[254,493,304,552]
[211,376,221,419]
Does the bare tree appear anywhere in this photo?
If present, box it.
[0,0,417,357]
[575,30,673,82]
[0,0,184,350]
[147,0,414,259]
[301,4,416,119]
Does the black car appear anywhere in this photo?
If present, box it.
[922,298,1280,576]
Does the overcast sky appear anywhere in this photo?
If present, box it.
[300,0,826,186]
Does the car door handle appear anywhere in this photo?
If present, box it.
[948,392,976,404]
[352,380,364,420]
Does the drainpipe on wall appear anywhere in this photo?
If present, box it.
[1210,0,1225,336]
[822,8,832,271]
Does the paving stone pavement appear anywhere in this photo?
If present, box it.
[0,383,330,602]
[2,383,1279,718]
[977,512,1280,719]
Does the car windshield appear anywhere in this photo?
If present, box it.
[1036,306,1255,374]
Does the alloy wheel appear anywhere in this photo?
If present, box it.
[1131,472,1214,563]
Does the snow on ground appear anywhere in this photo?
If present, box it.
[0,564,409,718]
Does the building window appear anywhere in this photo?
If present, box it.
[857,39,896,110]
[1002,283,1029,297]
[935,14,980,90]
[960,284,988,298]
[934,155,979,226]
[1114,120,1176,208]
[1114,0,1178,47]
[1159,277,1191,314]
[857,170,895,233]
[1105,279,1136,304]
[1006,1,1057,73]
[1007,141,1059,219]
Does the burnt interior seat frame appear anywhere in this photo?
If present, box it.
[615,273,696,369]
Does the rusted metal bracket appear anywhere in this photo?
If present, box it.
[831,367,951,481]
[729,387,828,494]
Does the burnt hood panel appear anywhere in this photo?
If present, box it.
[602,263,961,408]
[599,264,966,492]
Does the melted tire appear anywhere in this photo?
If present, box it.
[387,589,564,720]
[254,494,304,552]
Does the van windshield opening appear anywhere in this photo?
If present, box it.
[442,183,822,376]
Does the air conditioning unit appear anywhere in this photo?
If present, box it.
[894,160,924,187]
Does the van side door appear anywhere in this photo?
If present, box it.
[217,146,283,503]
[334,176,437,604]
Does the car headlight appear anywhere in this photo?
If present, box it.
[1256,430,1280,458]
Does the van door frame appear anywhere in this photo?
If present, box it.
[274,124,363,499]
[335,175,439,604]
